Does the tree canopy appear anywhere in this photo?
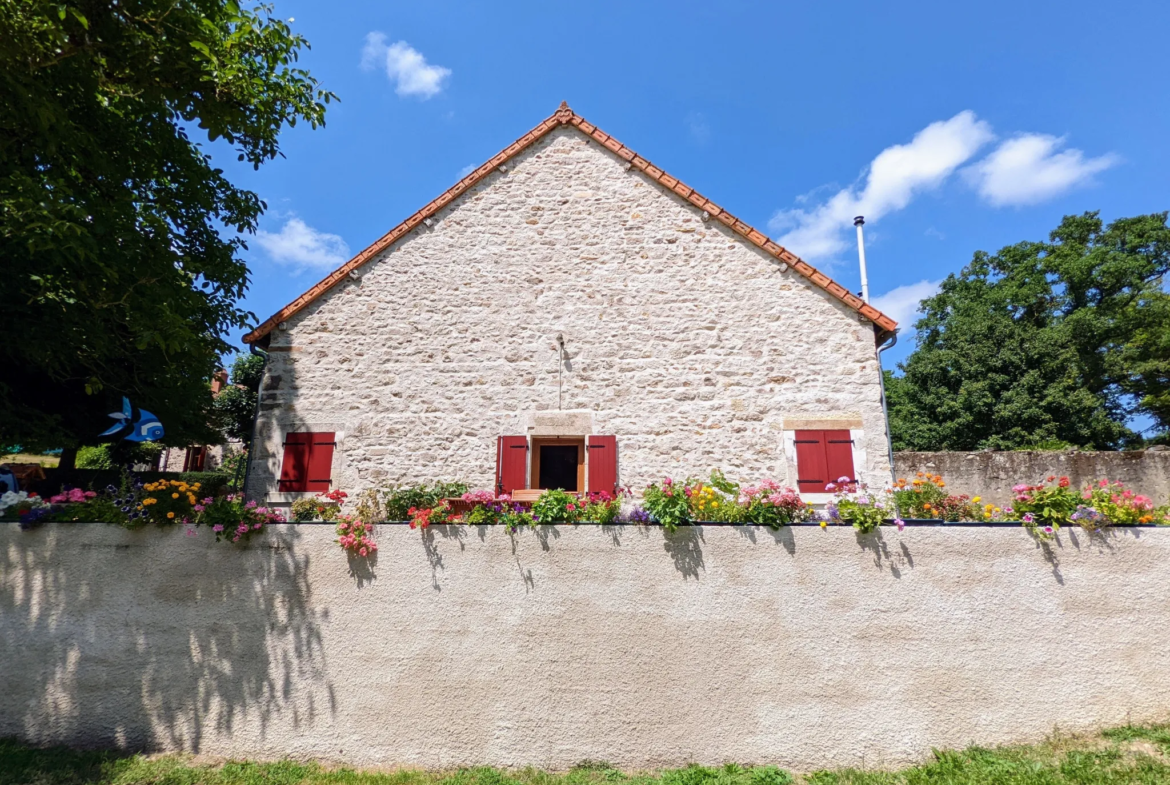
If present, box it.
[0,1,333,453]
[211,352,264,443]
[887,212,1170,451]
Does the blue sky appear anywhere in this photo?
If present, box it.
[222,0,1170,368]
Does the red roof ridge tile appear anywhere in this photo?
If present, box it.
[243,104,897,344]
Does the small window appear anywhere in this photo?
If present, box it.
[278,432,335,492]
[795,429,855,493]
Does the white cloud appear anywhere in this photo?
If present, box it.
[255,218,350,270]
[769,111,994,261]
[964,134,1118,207]
[686,111,710,144]
[361,32,451,99]
[457,162,478,178]
[872,279,942,330]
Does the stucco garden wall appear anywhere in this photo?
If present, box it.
[247,125,890,501]
[3,523,1168,771]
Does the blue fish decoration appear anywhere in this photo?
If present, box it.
[99,397,165,442]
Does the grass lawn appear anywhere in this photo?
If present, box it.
[2,453,60,468]
[1,725,1168,785]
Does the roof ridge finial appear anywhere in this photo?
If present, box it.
[558,100,570,110]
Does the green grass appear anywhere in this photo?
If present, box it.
[1,725,1167,785]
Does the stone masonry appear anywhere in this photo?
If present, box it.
[247,126,892,502]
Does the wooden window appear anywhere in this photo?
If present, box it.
[794,429,855,493]
[496,436,528,495]
[278,432,335,492]
[586,435,618,494]
[530,438,584,492]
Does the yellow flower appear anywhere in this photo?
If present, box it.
[972,496,981,503]
[820,521,828,529]
[166,512,175,519]
[142,498,156,506]
[192,483,201,490]
[188,495,197,505]
[171,493,180,499]
[712,501,719,507]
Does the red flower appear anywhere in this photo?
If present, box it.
[1058,476,1070,488]
[1047,475,1056,482]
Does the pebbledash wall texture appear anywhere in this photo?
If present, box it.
[246,120,894,504]
[3,524,1169,771]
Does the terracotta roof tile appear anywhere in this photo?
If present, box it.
[243,103,897,344]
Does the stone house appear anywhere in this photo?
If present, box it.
[242,103,898,509]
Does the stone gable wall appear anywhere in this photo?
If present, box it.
[248,127,890,500]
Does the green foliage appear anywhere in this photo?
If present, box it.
[531,488,580,523]
[230,352,267,392]
[0,1,334,452]
[1008,478,1081,539]
[5,725,1170,784]
[888,212,1170,451]
[211,384,258,443]
[212,353,266,443]
[290,497,318,522]
[381,482,469,521]
[74,445,114,469]
[74,442,164,469]
[642,479,693,532]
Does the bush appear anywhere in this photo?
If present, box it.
[381,482,468,521]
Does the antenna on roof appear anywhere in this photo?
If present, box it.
[854,216,870,304]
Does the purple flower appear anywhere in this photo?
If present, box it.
[212,524,224,532]
[895,518,905,532]
[857,495,870,505]
[193,504,204,512]
[1022,513,1035,524]
[825,483,837,492]
[1044,526,1054,534]
[837,476,851,483]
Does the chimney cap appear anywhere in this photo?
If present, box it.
[853,216,865,226]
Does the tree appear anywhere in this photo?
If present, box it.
[888,212,1170,451]
[211,352,264,443]
[0,1,333,456]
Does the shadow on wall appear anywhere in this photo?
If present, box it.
[0,526,335,752]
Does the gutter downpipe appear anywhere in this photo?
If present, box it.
[241,342,269,502]
[877,330,899,488]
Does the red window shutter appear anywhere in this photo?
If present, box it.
[586,435,618,494]
[794,430,829,493]
[496,436,528,494]
[823,430,856,486]
[306,432,336,492]
[278,433,312,492]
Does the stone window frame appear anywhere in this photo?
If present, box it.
[265,422,347,504]
[781,417,867,506]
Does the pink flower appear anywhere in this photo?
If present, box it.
[202,497,214,504]
[663,477,673,486]
[245,500,257,509]
[237,524,249,534]
[825,483,837,492]
[837,476,850,483]
[213,524,224,532]
[84,491,96,498]
[1012,484,1029,493]
[253,522,263,530]
[566,503,576,511]
[1043,526,1054,534]
[185,527,196,537]
[1022,513,1035,524]
[895,518,905,532]
[359,547,368,557]
[194,505,205,512]
[232,535,240,542]
[50,494,67,504]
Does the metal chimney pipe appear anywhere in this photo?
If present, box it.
[854,216,870,303]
